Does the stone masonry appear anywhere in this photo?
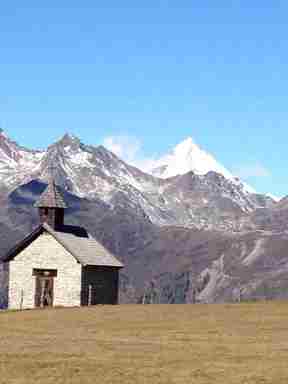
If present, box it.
[8,232,81,309]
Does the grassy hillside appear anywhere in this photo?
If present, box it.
[1,303,288,383]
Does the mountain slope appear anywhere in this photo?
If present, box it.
[0,180,288,306]
[0,129,44,188]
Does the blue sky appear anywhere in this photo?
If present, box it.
[0,1,287,196]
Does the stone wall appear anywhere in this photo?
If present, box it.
[8,232,81,309]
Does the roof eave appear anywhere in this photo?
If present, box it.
[83,263,124,268]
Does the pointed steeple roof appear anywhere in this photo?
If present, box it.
[34,178,67,209]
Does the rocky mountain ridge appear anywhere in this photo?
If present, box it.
[0,131,277,232]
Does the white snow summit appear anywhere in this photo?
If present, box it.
[150,137,256,194]
[151,137,233,179]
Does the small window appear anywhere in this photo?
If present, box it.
[33,269,57,277]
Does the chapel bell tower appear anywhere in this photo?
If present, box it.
[34,175,67,229]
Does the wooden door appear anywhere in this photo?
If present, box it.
[35,276,54,307]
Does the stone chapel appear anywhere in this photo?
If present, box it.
[2,177,123,309]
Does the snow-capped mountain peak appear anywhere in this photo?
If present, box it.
[0,128,8,138]
[151,137,233,179]
[150,137,256,194]
[54,133,81,148]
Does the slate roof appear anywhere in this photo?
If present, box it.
[3,223,123,268]
[44,223,123,267]
[34,179,67,209]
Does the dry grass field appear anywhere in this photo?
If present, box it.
[0,302,288,383]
